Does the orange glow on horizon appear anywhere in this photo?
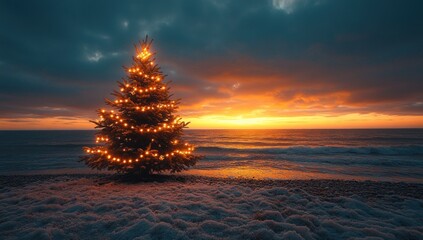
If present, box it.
[1,113,423,130]
[184,113,423,129]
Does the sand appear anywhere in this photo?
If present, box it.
[1,174,422,239]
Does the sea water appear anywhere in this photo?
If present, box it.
[0,129,422,182]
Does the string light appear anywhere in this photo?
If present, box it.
[109,102,175,112]
[117,84,167,97]
[127,68,163,83]
[85,144,194,165]
[83,38,199,171]
[95,137,109,143]
[136,48,152,60]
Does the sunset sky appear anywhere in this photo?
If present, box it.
[0,0,422,129]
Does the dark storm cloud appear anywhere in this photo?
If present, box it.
[0,0,422,121]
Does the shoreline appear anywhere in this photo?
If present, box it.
[2,164,422,184]
[1,173,422,200]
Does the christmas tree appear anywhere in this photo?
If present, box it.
[82,37,201,175]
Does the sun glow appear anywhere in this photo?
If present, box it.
[184,113,423,129]
[1,113,423,130]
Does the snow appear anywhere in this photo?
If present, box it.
[0,175,422,239]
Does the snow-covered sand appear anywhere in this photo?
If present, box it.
[1,174,422,240]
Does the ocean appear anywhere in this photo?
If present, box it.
[0,129,422,182]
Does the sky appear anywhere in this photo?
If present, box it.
[0,0,422,129]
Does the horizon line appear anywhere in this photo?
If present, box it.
[1,127,423,131]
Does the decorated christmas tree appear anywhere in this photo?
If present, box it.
[82,37,201,175]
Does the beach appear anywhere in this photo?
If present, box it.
[1,174,422,239]
[1,129,423,239]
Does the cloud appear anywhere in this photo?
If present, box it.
[86,51,104,62]
[0,0,422,128]
[272,0,318,14]
[122,20,129,29]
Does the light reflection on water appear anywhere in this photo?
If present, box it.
[187,129,423,183]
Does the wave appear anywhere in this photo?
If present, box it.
[197,145,423,156]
